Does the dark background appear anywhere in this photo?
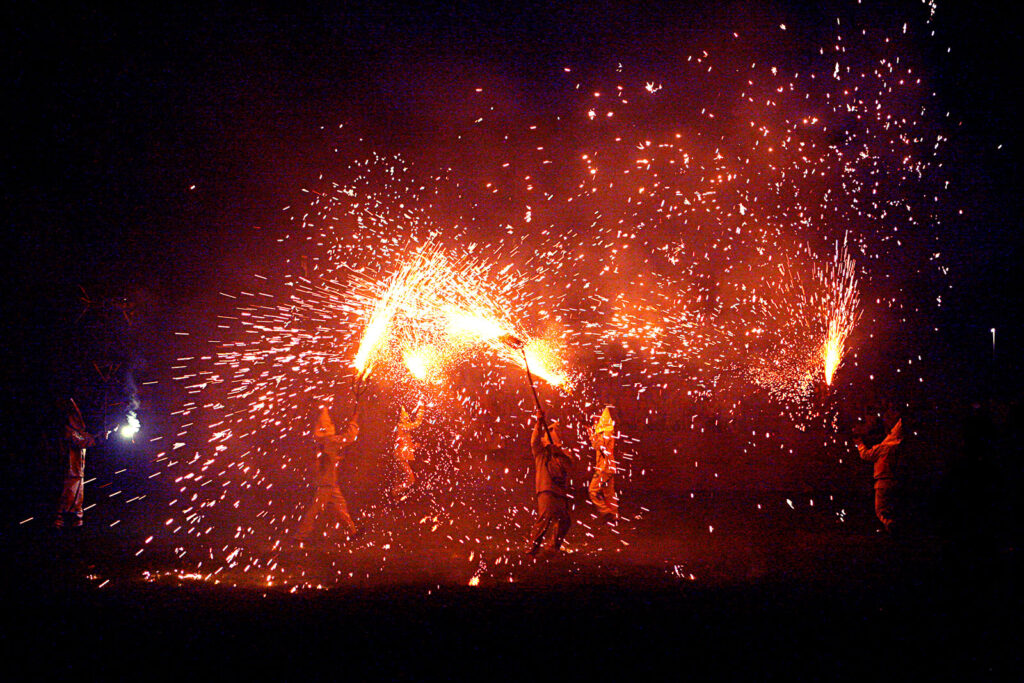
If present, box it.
[2,0,1020,468]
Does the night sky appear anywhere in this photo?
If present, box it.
[3,0,1020,454]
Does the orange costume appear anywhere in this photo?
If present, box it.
[392,406,422,495]
[54,399,96,528]
[857,418,904,532]
[588,406,619,520]
[295,407,359,539]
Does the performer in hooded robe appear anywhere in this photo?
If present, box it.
[54,398,98,528]
[527,414,574,557]
[588,405,619,521]
[392,405,422,496]
[854,413,904,534]
[295,406,360,540]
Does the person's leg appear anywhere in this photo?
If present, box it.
[606,475,619,519]
[54,477,81,526]
[550,496,571,551]
[875,482,897,532]
[401,458,415,490]
[329,488,357,533]
[590,471,618,519]
[70,478,84,525]
[528,494,555,555]
[296,490,326,538]
[392,457,415,495]
[589,473,610,515]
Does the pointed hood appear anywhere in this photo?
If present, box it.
[594,406,615,434]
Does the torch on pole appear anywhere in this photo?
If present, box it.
[350,370,370,420]
[499,333,554,447]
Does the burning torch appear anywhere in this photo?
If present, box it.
[119,410,141,440]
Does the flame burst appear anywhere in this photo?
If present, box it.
[353,246,450,377]
[351,243,572,390]
[403,346,434,382]
[745,234,861,401]
[819,242,860,387]
[820,239,860,386]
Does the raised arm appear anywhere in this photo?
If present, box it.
[883,419,903,446]
[531,417,543,458]
[857,420,903,462]
[856,440,880,462]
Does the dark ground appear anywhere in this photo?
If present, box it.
[3,472,1020,679]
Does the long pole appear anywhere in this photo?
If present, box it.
[521,348,554,447]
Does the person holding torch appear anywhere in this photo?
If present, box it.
[391,405,422,497]
[527,412,574,557]
[294,405,360,541]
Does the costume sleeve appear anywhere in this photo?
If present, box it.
[880,419,903,447]
[857,441,879,462]
[861,420,904,461]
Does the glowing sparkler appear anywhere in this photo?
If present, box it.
[119,411,140,440]
[353,282,404,379]
[743,234,861,399]
[446,309,508,341]
[518,342,569,388]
